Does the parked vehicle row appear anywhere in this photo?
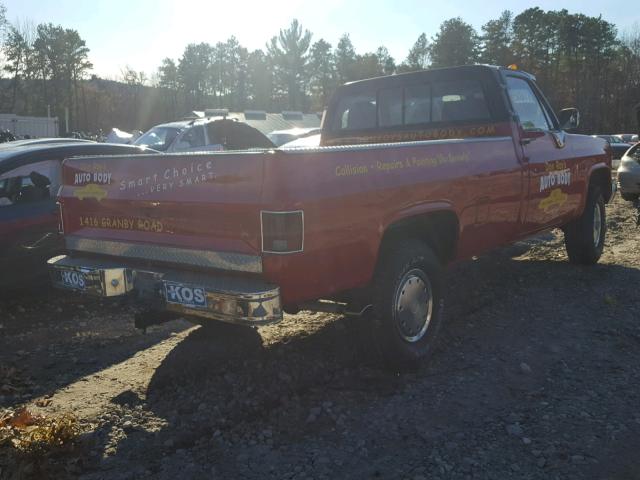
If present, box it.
[615,133,639,144]
[593,134,632,161]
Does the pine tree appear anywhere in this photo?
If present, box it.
[309,39,336,109]
[480,10,513,66]
[430,18,479,68]
[266,19,312,110]
[334,34,356,84]
[399,33,429,72]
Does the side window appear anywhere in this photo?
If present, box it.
[404,84,431,125]
[0,160,57,207]
[0,176,20,206]
[225,123,274,150]
[333,93,377,131]
[505,77,551,131]
[432,80,490,123]
[378,88,403,128]
[189,126,206,147]
[178,126,206,149]
[206,122,225,147]
[332,79,491,132]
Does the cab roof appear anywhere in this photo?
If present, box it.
[342,64,535,89]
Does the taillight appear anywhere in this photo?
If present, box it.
[261,211,304,253]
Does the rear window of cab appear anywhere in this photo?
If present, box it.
[332,79,490,132]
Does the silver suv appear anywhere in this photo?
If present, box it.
[617,143,640,202]
[134,116,274,153]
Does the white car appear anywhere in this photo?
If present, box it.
[617,142,640,202]
[267,127,320,147]
[280,133,321,148]
[134,117,274,153]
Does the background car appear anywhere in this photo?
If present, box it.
[614,133,638,144]
[267,127,320,147]
[0,137,95,149]
[0,142,156,289]
[594,135,631,167]
[617,142,640,202]
[280,133,322,148]
[134,117,274,152]
[105,127,142,144]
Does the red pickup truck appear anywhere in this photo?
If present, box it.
[49,65,614,367]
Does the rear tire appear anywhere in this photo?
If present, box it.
[370,239,445,370]
[564,186,606,264]
[621,192,639,202]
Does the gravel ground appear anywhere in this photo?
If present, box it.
[1,195,639,480]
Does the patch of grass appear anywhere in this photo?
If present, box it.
[0,408,82,479]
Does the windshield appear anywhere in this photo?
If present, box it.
[134,127,181,151]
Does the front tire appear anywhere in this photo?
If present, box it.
[371,240,445,370]
[564,186,606,264]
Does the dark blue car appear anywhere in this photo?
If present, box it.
[0,142,156,289]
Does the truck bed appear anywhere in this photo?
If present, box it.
[58,124,522,305]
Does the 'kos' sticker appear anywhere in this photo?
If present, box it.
[61,270,86,289]
[164,282,207,308]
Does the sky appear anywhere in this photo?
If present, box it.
[4,0,640,80]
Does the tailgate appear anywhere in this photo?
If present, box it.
[59,151,267,272]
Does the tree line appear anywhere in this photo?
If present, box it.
[0,8,92,131]
[1,5,639,134]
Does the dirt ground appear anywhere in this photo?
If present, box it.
[1,195,640,480]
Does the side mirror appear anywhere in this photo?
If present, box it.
[559,108,580,131]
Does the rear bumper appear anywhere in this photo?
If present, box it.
[47,255,282,326]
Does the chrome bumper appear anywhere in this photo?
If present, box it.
[47,255,282,325]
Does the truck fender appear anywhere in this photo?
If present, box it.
[384,201,456,228]
[577,164,612,215]
[377,201,459,264]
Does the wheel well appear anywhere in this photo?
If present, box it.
[379,211,459,264]
[589,168,612,202]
